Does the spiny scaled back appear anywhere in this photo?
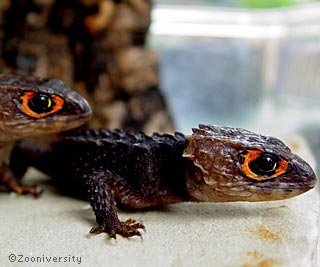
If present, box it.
[62,128,187,151]
[183,124,316,202]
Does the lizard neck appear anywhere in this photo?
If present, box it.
[152,132,192,203]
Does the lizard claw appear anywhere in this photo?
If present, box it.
[7,182,43,198]
[15,184,43,198]
[89,217,145,240]
[123,218,145,232]
[0,172,43,198]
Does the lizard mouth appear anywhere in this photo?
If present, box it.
[37,110,92,132]
[2,108,92,140]
[215,171,317,202]
[56,110,92,122]
[244,174,317,199]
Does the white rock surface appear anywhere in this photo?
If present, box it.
[0,168,318,267]
[0,135,319,267]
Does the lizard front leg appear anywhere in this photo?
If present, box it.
[85,171,145,239]
[0,167,42,197]
[0,143,42,197]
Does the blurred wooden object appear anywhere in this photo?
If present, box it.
[0,0,173,133]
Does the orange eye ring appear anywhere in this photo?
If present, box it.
[20,91,64,118]
[241,150,288,181]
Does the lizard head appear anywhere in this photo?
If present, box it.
[0,74,92,142]
[183,124,317,202]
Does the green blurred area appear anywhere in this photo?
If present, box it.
[242,0,296,8]
[241,0,320,8]
[155,0,320,8]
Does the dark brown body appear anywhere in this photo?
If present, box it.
[11,129,190,238]
[18,129,190,206]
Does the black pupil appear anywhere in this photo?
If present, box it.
[27,94,54,114]
[248,153,279,176]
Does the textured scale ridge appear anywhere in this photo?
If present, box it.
[193,124,291,154]
[61,129,187,151]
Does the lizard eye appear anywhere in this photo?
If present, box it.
[20,91,64,118]
[249,153,279,176]
[241,150,288,181]
[28,94,53,114]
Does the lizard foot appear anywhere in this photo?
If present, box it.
[0,170,43,197]
[89,218,145,239]
[12,184,43,197]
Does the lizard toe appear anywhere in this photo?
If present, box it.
[89,218,145,240]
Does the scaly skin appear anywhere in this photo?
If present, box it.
[0,74,92,196]
[12,124,316,239]
[183,125,316,202]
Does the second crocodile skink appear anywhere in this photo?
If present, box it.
[0,74,91,196]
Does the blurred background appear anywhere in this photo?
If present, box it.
[149,0,320,175]
[1,0,319,173]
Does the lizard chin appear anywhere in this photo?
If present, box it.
[0,111,92,142]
